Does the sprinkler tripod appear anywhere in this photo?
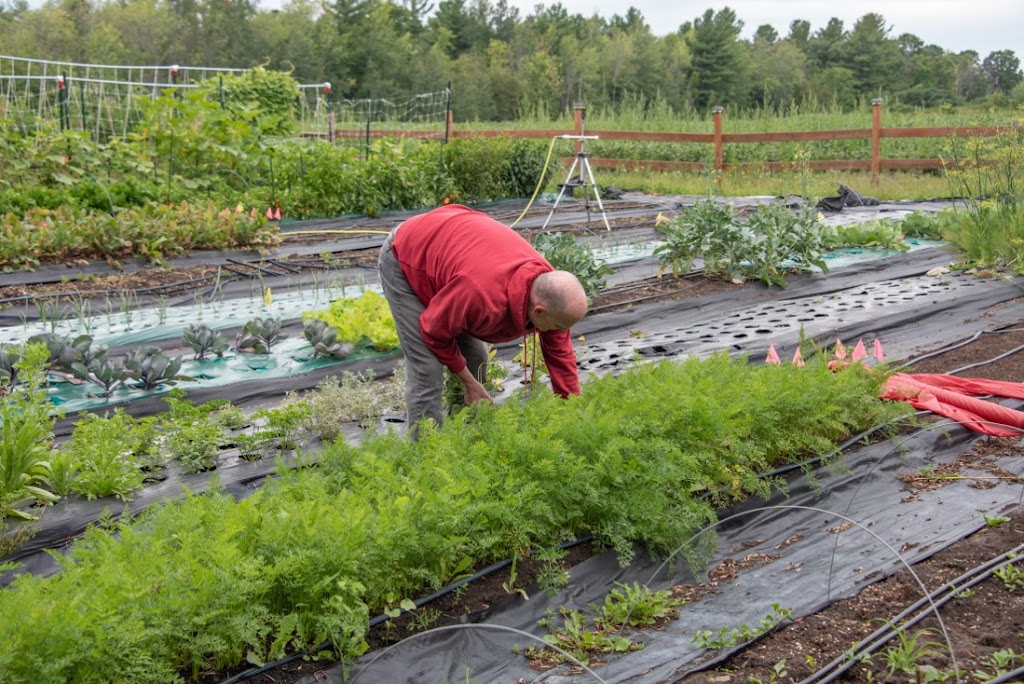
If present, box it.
[541,133,611,231]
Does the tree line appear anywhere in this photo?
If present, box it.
[1,0,1022,121]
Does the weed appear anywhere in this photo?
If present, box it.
[993,554,1024,591]
[534,546,570,597]
[975,649,1024,681]
[749,659,788,684]
[594,582,686,630]
[296,364,405,439]
[881,626,945,678]
[692,604,792,649]
[523,606,641,666]
[982,513,1010,528]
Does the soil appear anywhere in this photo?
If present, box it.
[4,226,1024,684]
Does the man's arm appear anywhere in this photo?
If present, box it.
[456,365,492,404]
[540,329,581,396]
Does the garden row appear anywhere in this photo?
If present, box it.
[0,349,911,682]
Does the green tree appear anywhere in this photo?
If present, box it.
[841,13,902,96]
[807,17,846,72]
[749,38,808,110]
[787,19,810,52]
[983,49,1023,95]
[954,50,989,101]
[753,23,777,44]
[899,43,956,107]
[687,7,748,111]
[246,0,321,81]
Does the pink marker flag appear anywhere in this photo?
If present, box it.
[265,207,274,219]
[792,347,805,368]
[274,207,282,220]
[873,339,884,362]
[766,345,781,365]
[852,339,867,363]
[833,339,847,360]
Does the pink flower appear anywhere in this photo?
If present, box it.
[766,345,781,365]
[792,347,805,368]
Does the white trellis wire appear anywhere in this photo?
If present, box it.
[3,55,451,144]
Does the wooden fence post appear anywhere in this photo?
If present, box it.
[712,106,724,174]
[871,97,883,184]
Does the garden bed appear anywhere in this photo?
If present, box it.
[2,194,1023,684]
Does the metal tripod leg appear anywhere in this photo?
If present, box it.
[541,154,581,230]
[542,152,611,231]
[581,154,611,231]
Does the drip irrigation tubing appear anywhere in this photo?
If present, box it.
[988,665,1024,684]
[799,545,1024,684]
[219,536,594,684]
[0,271,226,307]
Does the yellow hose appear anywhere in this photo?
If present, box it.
[279,228,391,239]
[509,135,560,228]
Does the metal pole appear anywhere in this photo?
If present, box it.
[78,79,86,133]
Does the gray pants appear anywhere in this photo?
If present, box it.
[378,227,488,433]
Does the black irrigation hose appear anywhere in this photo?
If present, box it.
[801,546,1024,684]
[220,537,594,684]
[0,271,224,307]
[988,664,1024,684]
[224,258,288,278]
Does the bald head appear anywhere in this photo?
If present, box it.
[529,270,589,331]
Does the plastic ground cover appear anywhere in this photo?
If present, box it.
[305,415,1024,684]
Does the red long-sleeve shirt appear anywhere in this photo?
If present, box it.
[390,204,580,396]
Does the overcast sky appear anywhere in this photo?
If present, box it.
[503,1,1022,60]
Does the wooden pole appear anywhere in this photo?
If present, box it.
[871,98,883,184]
[712,106,724,174]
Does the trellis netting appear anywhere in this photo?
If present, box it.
[0,54,450,142]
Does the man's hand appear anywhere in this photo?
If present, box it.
[456,367,493,405]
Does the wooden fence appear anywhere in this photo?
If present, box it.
[324,100,1015,183]
[442,100,1014,183]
